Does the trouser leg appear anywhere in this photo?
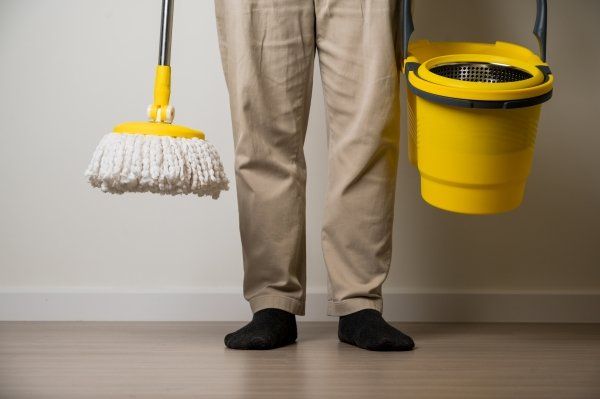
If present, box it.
[315,0,402,316]
[215,0,316,315]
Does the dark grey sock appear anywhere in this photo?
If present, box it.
[224,308,297,350]
[338,309,415,351]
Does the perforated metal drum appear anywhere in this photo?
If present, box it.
[430,63,533,83]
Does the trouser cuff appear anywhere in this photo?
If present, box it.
[249,295,305,316]
[327,297,383,316]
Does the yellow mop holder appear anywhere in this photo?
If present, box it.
[114,65,205,140]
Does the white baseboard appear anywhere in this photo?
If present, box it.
[1,288,599,322]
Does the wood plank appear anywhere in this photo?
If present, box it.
[0,322,599,399]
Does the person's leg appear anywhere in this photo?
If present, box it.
[214,0,316,349]
[315,0,414,351]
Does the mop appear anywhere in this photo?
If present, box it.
[85,0,228,199]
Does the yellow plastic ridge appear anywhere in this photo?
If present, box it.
[113,121,205,140]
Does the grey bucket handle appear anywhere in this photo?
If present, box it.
[402,0,548,62]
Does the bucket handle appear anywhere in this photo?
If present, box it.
[402,0,548,62]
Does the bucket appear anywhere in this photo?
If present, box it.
[402,0,554,214]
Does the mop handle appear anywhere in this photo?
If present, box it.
[148,0,175,122]
[158,0,174,66]
[402,0,548,62]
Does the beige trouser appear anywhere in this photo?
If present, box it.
[215,0,402,316]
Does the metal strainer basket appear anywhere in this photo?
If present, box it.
[430,63,533,83]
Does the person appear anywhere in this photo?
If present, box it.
[214,0,414,351]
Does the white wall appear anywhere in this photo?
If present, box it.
[1,0,599,321]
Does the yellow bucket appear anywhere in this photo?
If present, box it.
[402,0,554,214]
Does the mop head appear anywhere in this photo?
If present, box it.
[85,133,229,198]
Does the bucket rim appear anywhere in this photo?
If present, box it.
[419,54,545,90]
[406,61,553,108]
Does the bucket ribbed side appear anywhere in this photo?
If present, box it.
[415,98,542,214]
[407,90,418,166]
[417,103,541,156]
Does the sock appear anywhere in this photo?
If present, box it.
[224,308,297,350]
[338,309,415,351]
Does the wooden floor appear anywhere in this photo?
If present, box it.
[1,322,599,399]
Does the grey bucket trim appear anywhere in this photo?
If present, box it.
[404,62,553,109]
